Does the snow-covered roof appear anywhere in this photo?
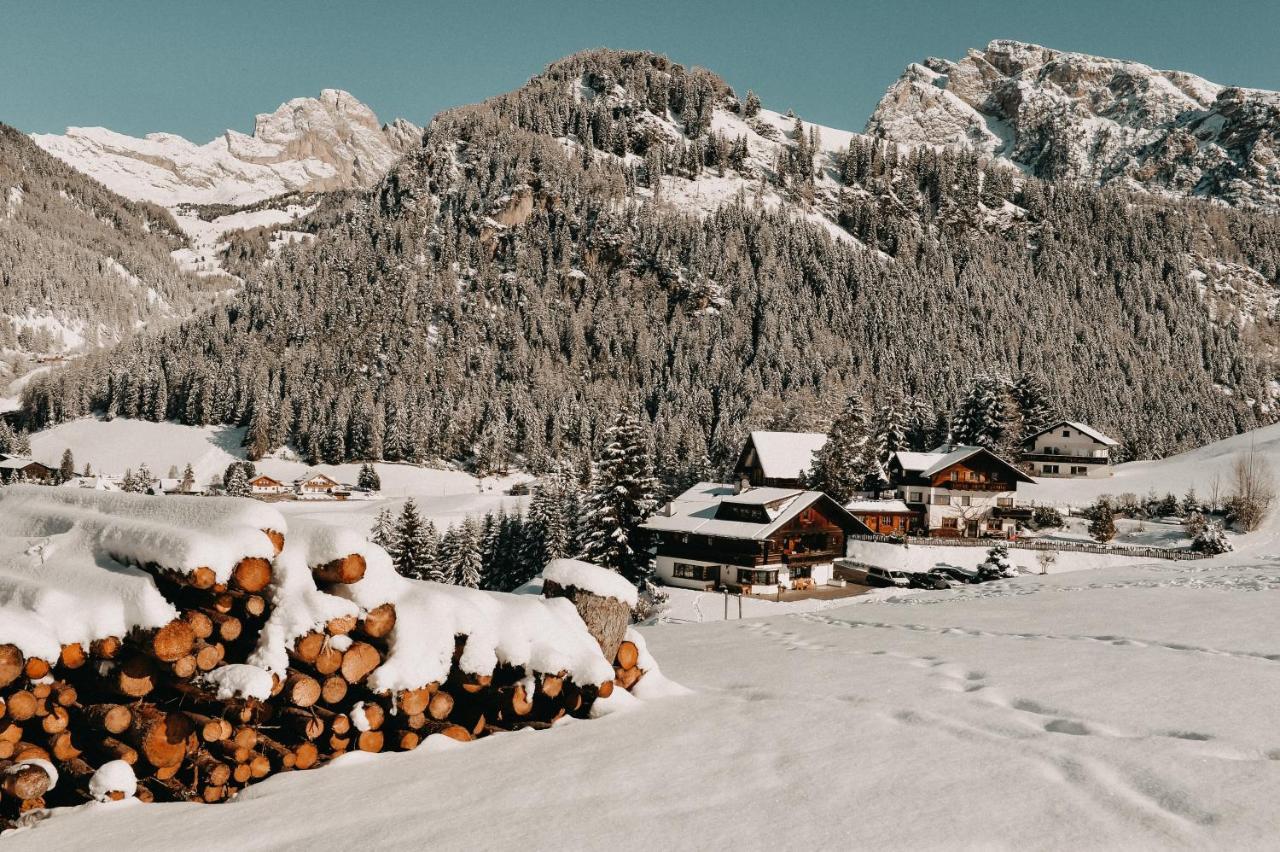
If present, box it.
[296,471,339,485]
[722,486,804,506]
[0,456,47,470]
[250,474,284,485]
[845,499,912,514]
[741,431,827,481]
[892,445,1035,483]
[1024,420,1120,447]
[643,482,869,540]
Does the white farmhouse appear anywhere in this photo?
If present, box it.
[887,445,1036,538]
[1021,420,1119,478]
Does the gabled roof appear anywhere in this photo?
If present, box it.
[250,474,284,485]
[0,456,48,470]
[296,471,339,485]
[736,431,827,481]
[1023,420,1119,447]
[845,498,912,514]
[642,482,871,540]
[891,445,1035,484]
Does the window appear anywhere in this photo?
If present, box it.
[960,496,971,507]
[881,515,893,525]
[1043,464,1059,474]
[737,568,777,586]
[1062,429,1071,437]
[996,498,1014,508]
[950,471,959,481]
[940,517,958,529]
[791,564,812,580]
[910,492,923,503]
[1071,466,1087,475]
[672,563,716,581]
[934,494,950,506]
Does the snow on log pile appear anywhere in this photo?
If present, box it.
[0,486,659,824]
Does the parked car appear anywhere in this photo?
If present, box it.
[865,567,911,588]
[908,571,951,590]
[929,565,982,585]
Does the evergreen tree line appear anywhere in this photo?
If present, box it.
[17,51,1280,475]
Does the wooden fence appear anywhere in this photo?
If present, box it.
[845,534,1207,561]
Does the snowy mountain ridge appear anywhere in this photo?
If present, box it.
[866,39,1280,211]
[31,89,420,208]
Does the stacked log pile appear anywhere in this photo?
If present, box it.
[0,529,635,826]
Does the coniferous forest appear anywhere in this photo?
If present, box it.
[16,51,1280,475]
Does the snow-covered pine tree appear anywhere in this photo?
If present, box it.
[180,463,195,494]
[1089,502,1117,543]
[431,523,460,584]
[456,517,484,588]
[1012,374,1055,440]
[873,394,910,465]
[369,506,396,549]
[580,412,660,583]
[389,498,435,579]
[953,376,1023,458]
[357,463,381,491]
[979,541,1014,578]
[807,395,883,502]
[58,448,75,483]
[224,464,250,497]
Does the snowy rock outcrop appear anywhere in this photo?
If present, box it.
[866,39,1280,211]
[32,90,421,207]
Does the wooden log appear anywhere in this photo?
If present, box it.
[395,731,420,751]
[89,636,122,660]
[12,742,49,762]
[358,702,385,731]
[182,611,214,641]
[40,705,70,735]
[505,684,534,717]
[539,673,564,699]
[6,692,37,723]
[114,655,158,698]
[312,644,343,677]
[615,665,642,691]
[48,731,80,761]
[359,603,397,640]
[263,529,285,556]
[597,679,614,699]
[282,671,321,708]
[242,595,267,619]
[293,741,319,770]
[52,683,77,708]
[615,640,640,671]
[0,645,22,689]
[232,762,252,784]
[319,676,347,705]
[59,643,87,670]
[313,554,366,585]
[327,734,350,752]
[0,760,52,800]
[185,713,233,744]
[206,611,242,643]
[325,614,357,636]
[97,737,138,765]
[395,685,434,716]
[232,727,258,751]
[201,784,226,803]
[170,655,198,680]
[282,709,325,741]
[427,691,454,721]
[542,579,632,663]
[339,642,381,685]
[83,701,133,731]
[420,721,471,742]
[23,657,50,681]
[192,752,232,787]
[249,752,271,779]
[0,722,22,744]
[257,735,297,770]
[355,730,384,753]
[193,641,223,672]
[126,706,194,769]
[138,620,195,663]
[231,558,272,594]
[293,632,326,664]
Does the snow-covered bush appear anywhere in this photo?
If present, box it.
[1191,520,1232,555]
[1031,505,1064,529]
[978,541,1014,579]
[1185,511,1208,538]
[1088,503,1117,543]
[631,578,669,623]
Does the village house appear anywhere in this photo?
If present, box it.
[294,471,342,499]
[642,483,871,595]
[249,474,289,496]
[845,498,915,535]
[1021,420,1119,478]
[0,454,56,484]
[887,445,1035,538]
[732,431,827,489]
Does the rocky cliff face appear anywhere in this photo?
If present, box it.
[866,40,1280,211]
[31,90,420,207]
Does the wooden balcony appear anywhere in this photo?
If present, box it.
[1022,453,1108,465]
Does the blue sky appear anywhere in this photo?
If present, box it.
[3,0,1278,139]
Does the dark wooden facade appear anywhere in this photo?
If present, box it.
[849,508,915,535]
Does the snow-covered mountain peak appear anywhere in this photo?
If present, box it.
[32,91,421,207]
[867,40,1280,210]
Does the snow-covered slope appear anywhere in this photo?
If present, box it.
[867,39,1280,210]
[32,90,420,208]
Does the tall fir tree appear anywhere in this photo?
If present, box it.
[580,412,660,582]
[807,395,884,502]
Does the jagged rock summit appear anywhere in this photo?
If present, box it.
[32,89,421,207]
[866,39,1280,211]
